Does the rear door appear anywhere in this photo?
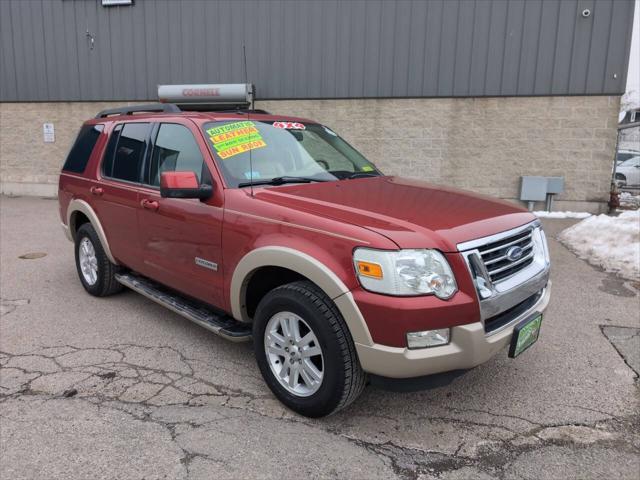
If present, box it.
[93,122,152,271]
[136,121,226,308]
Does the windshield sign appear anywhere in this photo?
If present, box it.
[203,121,380,187]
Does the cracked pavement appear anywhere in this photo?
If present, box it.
[1,197,639,479]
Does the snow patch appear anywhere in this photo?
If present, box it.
[534,211,592,219]
[558,211,640,280]
[620,191,640,209]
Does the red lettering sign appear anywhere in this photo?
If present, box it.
[272,122,306,130]
[182,88,221,97]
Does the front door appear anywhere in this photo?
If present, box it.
[136,122,225,308]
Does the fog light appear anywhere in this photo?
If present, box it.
[406,329,450,349]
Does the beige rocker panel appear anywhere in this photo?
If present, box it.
[65,199,119,265]
[230,246,374,346]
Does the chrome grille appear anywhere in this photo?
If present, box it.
[477,227,535,283]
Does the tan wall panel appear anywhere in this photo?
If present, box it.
[0,96,620,211]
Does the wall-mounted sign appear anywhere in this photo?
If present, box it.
[43,123,55,143]
[102,0,133,6]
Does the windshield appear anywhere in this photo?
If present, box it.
[619,156,640,167]
[202,120,381,187]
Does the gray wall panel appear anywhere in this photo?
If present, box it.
[603,0,636,93]
[517,0,542,96]
[585,0,613,93]
[551,0,578,95]
[452,0,475,97]
[484,0,508,96]
[568,0,597,93]
[407,0,428,96]
[0,2,18,101]
[501,0,526,96]
[0,0,634,101]
[437,0,458,97]
[422,0,444,97]
[468,1,491,96]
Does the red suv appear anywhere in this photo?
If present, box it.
[59,98,551,417]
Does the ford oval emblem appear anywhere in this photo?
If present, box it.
[505,246,524,262]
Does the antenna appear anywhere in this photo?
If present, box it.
[243,45,254,197]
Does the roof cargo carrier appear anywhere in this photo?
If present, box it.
[95,83,268,118]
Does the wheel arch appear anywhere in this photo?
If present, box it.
[67,199,118,265]
[230,246,373,346]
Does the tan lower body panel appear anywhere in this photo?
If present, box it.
[354,284,551,378]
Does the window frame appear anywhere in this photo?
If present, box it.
[141,121,212,190]
[100,121,153,186]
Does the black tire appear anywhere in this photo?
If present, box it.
[253,280,366,417]
[74,223,123,297]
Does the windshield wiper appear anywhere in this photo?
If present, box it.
[346,172,380,180]
[237,176,330,188]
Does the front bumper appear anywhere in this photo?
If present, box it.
[354,281,550,378]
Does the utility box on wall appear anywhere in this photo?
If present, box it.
[520,176,565,211]
[520,177,548,202]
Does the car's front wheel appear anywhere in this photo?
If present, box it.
[253,281,366,417]
[74,223,123,297]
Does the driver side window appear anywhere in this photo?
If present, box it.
[148,123,207,187]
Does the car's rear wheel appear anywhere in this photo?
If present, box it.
[74,223,123,297]
[253,280,366,417]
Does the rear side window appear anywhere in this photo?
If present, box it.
[62,124,104,173]
[103,123,150,183]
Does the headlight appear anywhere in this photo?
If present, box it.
[535,227,550,266]
[353,248,457,299]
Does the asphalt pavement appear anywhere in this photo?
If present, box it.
[1,196,638,480]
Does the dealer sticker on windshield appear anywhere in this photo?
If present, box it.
[206,121,267,159]
[508,313,542,358]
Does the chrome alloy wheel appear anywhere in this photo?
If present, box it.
[79,237,98,285]
[264,311,324,397]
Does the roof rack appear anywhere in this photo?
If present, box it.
[177,106,271,115]
[95,103,180,118]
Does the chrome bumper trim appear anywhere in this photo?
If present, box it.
[485,283,550,337]
[481,267,550,325]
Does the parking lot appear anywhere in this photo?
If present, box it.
[1,196,638,479]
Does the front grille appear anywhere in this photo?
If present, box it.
[477,227,535,283]
[484,290,543,333]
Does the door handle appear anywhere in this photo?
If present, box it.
[90,186,104,196]
[141,199,159,211]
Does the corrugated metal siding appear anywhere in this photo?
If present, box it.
[0,0,635,102]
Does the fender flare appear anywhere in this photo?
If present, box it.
[66,199,118,265]
[230,246,373,346]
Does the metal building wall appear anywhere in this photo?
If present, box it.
[0,0,635,102]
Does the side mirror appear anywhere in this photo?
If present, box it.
[160,171,213,200]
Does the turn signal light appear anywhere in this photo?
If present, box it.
[356,261,383,279]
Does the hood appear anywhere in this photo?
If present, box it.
[253,176,536,251]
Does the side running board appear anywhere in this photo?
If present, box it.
[115,272,251,342]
